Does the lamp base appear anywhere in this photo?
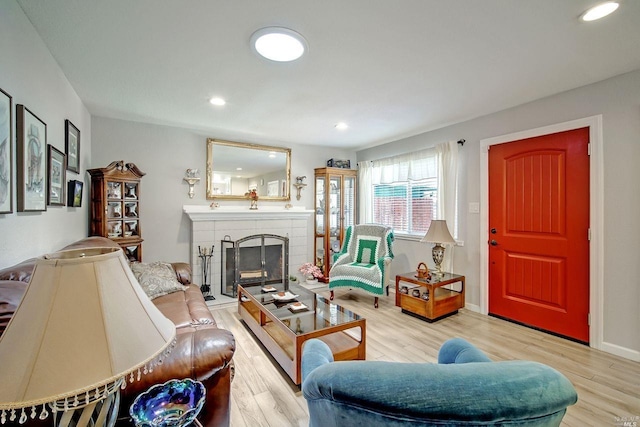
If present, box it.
[53,379,122,427]
[432,243,447,277]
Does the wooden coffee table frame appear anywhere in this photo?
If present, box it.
[238,284,366,385]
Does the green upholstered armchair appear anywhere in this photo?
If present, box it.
[302,338,578,427]
[328,224,394,308]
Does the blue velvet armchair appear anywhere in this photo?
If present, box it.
[302,338,577,427]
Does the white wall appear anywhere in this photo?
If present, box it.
[5,0,636,357]
[357,69,640,356]
[91,116,355,265]
[0,0,92,268]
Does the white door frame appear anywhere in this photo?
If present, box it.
[479,115,603,350]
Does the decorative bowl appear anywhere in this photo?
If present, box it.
[130,379,206,427]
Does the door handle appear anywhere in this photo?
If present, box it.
[490,240,498,246]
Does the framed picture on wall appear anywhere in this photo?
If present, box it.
[67,179,83,207]
[0,88,12,214]
[16,105,47,212]
[65,119,80,173]
[47,145,66,206]
[267,180,279,197]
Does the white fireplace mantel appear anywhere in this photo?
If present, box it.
[183,205,314,221]
[183,204,313,301]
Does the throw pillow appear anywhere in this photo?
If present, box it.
[355,235,380,264]
[130,261,188,300]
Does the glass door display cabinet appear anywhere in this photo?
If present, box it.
[88,161,145,262]
[314,167,357,282]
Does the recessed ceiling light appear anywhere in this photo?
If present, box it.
[209,97,226,106]
[581,1,619,21]
[250,27,308,62]
[335,122,349,130]
[236,167,242,171]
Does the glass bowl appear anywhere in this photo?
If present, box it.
[130,379,206,427]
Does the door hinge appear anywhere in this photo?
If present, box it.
[588,313,591,326]
[588,143,592,156]
[588,228,591,241]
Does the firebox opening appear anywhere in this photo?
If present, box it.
[221,234,289,297]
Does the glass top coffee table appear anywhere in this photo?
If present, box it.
[238,282,366,385]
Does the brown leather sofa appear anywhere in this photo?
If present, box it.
[0,237,235,427]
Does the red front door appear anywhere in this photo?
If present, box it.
[488,127,590,343]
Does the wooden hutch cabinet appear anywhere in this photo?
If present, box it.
[88,161,145,262]
[314,167,357,282]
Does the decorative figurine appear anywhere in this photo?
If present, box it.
[246,189,259,210]
[112,203,122,217]
[126,183,137,198]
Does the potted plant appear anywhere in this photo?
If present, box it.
[299,262,324,285]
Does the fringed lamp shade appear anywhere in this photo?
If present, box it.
[0,247,176,424]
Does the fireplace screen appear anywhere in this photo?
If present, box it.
[221,234,289,297]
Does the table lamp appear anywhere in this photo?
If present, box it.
[421,220,455,277]
[0,247,176,427]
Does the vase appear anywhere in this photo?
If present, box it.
[306,277,319,285]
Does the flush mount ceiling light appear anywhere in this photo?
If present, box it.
[209,97,226,106]
[335,122,349,130]
[251,27,308,62]
[581,1,620,21]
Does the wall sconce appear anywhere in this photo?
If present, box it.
[293,176,307,201]
[183,169,200,198]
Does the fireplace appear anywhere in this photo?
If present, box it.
[221,234,289,297]
[183,205,313,301]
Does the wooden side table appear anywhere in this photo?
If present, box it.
[395,272,465,322]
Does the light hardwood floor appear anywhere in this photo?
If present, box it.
[211,287,640,427]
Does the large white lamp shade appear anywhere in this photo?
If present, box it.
[0,247,176,424]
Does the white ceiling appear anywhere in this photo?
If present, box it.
[17,0,640,150]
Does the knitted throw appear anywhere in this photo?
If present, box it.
[329,224,394,296]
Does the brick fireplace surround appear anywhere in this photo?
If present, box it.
[183,205,314,303]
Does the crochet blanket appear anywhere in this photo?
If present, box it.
[329,224,394,296]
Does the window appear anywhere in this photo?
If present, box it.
[359,142,458,239]
[373,179,437,235]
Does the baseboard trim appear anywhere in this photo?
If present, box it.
[600,341,640,362]
[463,303,480,313]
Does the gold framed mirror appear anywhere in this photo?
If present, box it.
[206,139,291,201]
